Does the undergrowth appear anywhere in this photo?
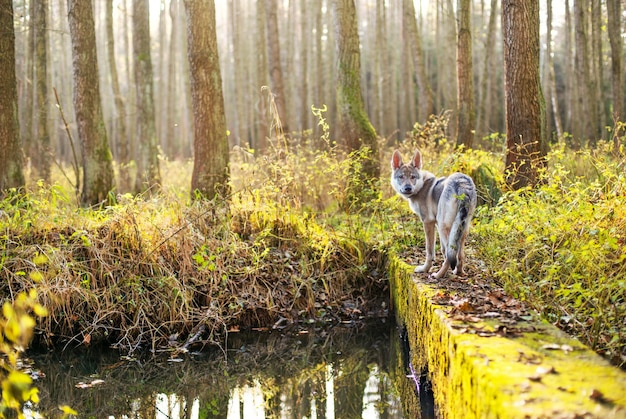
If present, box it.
[0,143,390,355]
[1,110,625,373]
[473,141,626,366]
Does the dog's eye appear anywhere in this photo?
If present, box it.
[410,174,418,180]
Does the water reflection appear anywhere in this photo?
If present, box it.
[28,321,429,418]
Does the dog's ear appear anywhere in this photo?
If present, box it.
[391,150,403,170]
[411,150,423,170]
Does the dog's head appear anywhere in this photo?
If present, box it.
[390,150,424,196]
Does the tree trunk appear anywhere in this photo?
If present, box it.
[544,0,562,140]
[133,0,161,193]
[456,0,475,149]
[331,0,379,183]
[502,0,546,189]
[590,0,604,139]
[33,0,50,182]
[165,0,179,158]
[477,0,498,139]
[255,0,269,152]
[105,0,130,193]
[265,0,290,141]
[299,1,309,133]
[606,0,623,149]
[183,0,230,200]
[67,0,115,206]
[0,0,25,192]
[574,0,597,143]
[564,0,576,136]
[402,0,434,122]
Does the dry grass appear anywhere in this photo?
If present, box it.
[1,151,389,355]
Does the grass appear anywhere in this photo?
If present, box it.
[1,116,624,367]
[473,141,626,366]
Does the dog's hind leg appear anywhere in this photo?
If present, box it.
[432,259,450,279]
[452,234,468,276]
[415,221,436,273]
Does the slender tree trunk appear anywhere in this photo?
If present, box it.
[300,1,309,133]
[67,0,115,205]
[183,0,230,200]
[606,0,623,149]
[477,0,498,139]
[403,0,434,122]
[229,0,244,147]
[157,0,167,152]
[123,0,136,163]
[133,0,161,193]
[502,0,546,189]
[456,0,475,149]
[0,0,25,192]
[331,0,379,183]
[545,0,563,140]
[574,0,596,143]
[590,0,604,139]
[255,0,269,152]
[179,0,193,158]
[106,0,130,193]
[564,0,576,136]
[34,0,50,182]
[165,0,179,158]
[265,0,290,141]
[23,0,36,175]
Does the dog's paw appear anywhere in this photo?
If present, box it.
[430,271,446,280]
[414,264,431,274]
[452,267,465,276]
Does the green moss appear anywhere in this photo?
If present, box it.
[389,256,626,418]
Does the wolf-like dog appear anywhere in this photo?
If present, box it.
[391,150,477,279]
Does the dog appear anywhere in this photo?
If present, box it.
[391,150,477,279]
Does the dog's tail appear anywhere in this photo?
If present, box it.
[446,197,471,271]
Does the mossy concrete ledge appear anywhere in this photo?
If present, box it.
[388,256,626,418]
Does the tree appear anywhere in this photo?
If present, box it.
[67,0,114,205]
[133,0,161,194]
[331,0,379,182]
[402,0,434,122]
[574,0,598,142]
[33,0,50,182]
[456,0,475,148]
[543,0,563,140]
[477,0,498,139]
[606,0,623,149]
[0,0,25,193]
[502,0,546,189]
[184,0,230,200]
[265,0,290,140]
[105,0,130,192]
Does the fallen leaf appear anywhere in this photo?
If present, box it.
[589,388,611,404]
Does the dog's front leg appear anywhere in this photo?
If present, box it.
[415,221,435,273]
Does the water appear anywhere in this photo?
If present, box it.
[26,321,434,418]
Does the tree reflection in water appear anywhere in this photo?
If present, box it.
[27,321,432,418]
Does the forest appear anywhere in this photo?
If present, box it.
[0,0,625,415]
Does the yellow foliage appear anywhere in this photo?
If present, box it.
[0,289,48,418]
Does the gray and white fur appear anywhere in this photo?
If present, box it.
[391,149,477,279]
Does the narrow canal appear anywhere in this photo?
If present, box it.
[26,320,435,418]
